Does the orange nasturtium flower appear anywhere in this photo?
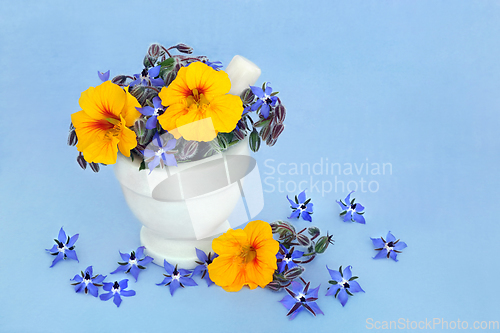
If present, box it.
[157,61,243,142]
[71,81,141,164]
[208,220,279,292]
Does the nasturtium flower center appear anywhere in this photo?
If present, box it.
[104,118,123,140]
[186,88,210,113]
[241,245,257,264]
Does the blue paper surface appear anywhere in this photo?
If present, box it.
[1,0,499,332]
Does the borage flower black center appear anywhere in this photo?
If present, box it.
[84,272,91,280]
[387,241,394,248]
[351,203,357,210]
[112,281,120,290]
[343,282,350,288]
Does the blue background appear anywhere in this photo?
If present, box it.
[1,0,499,332]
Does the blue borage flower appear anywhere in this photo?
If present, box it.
[46,227,79,267]
[97,70,110,82]
[204,60,223,70]
[279,280,323,320]
[70,266,106,297]
[156,260,198,296]
[287,190,313,222]
[325,265,364,307]
[276,245,304,274]
[99,279,136,307]
[110,246,153,282]
[336,191,365,224]
[192,248,218,287]
[371,231,407,262]
[130,65,164,87]
[136,96,165,129]
[143,133,177,174]
[249,82,278,118]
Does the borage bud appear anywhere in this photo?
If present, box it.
[307,227,321,239]
[147,43,163,58]
[178,140,199,161]
[163,70,177,86]
[143,56,156,68]
[275,103,286,123]
[233,128,245,141]
[249,128,261,152]
[266,137,277,147]
[266,281,283,292]
[111,75,128,86]
[283,266,305,280]
[77,153,87,170]
[171,43,193,54]
[271,123,285,140]
[89,162,100,173]
[296,233,311,247]
[260,125,272,142]
[68,130,78,146]
[314,234,334,254]
[134,118,147,140]
[240,88,255,105]
[217,133,229,150]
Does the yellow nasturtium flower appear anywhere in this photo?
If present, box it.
[71,81,141,164]
[208,220,279,292]
[157,61,243,142]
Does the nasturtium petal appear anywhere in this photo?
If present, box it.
[117,123,137,157]
[79,81,126,120]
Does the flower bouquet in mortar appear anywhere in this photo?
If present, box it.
[67,43,288,271]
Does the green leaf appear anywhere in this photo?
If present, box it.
[340,211,347,216]
[139,160,146,171]
[270,91,279,96]
[328,280,338,285]
[118,262,128,266]
[339,266,343,277]
[334,288,340,298]
[349,276,358,281]
[130,154,134,162]
[346,289,354,296]
[357,211,365,215]
[304,198,311,205]
[253,118,271,128]
[261,82,266,90]
[158,57,175,68]
[350,198,355,205]
[295,195,299,204]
